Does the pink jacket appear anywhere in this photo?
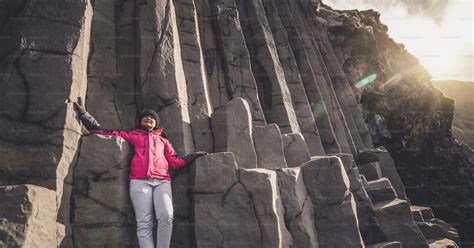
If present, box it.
[93,128,186,180]
[80,112,186,180]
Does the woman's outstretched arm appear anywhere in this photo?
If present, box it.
[163,139,207,169]
[74,97,132,142]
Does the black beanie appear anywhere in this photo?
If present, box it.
[140,109,160,126]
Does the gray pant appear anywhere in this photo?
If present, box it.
[129,178,173,248]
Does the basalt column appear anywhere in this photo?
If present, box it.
[290,0,353,154]
[0,0,93,245]
[274,0,340,155]
[136,0,194,154]
[313,17,374,151]
[86,0,138,131]
[195,0,231,110]
[209,0,267,126]
[175,0,213,152]
[261,0,325,155]
[236,0,300,134]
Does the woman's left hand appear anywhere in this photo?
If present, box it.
[182,151,208,164]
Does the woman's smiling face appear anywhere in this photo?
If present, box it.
[141,115,156,130]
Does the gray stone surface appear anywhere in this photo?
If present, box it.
[240,168,293,248]
[136,0,194,155]
[313,194,364,248]
[261,0,326,155]
[191,152,238,194]
[428,239,459,248]
[0,185,57,247]
[194,0,231,110]
[274,0,341,155]
[71,135,135,246]
[175,0,214,152]
[211,98,258,169]
[367,242,402,248]
[374,199,429,247]
[236,0,300,134]
[358,147,407,199]
[367,178,398,203]
[359,162,383,181]
[300,156,350,206]
[210,0,266,125]
[253,124,287,168]
[0,1,92,246]
[194,183,261,247]
[282,133,311,167]
[276,168,318,248]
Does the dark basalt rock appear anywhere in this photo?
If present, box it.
[0,0,466,247]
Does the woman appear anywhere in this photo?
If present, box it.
[73,97,206,248]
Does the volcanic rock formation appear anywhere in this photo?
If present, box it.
[0,0,469,247]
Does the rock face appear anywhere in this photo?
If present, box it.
[0,0,467,247]
[0,185,56,247]
[320,5,472,245]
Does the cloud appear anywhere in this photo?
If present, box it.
[326,0,452,24]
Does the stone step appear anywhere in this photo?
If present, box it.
[367,241,402,248]
[358,162,383,181]
[282,133,311,167]
[358,148,407,199]
[367,178,398,203]
[373,199,429,247]
[253,124,288,168]
[211,97,257,169]
[411,205,435,222]
[428,238,459,248]
[416,221,447,241]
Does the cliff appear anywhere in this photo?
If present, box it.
[433,80,474,153]
[320,5,473,245]
[0,0,467,247]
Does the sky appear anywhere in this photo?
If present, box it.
[324,0,473,82]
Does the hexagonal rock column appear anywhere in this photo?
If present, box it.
[282,133,311,167]
[332,153,387,245]
[175,0,214,152]
[300,156,364,248]
[194,183,262,247]
[71,135,136,247]
[191,152,239,194]
[210,0,267,125]
[240,169,293,248]
[276,168,318,248]
[194,0,231,110]
[261,0,327,157]
[235,0,300,134]
[253,124,287,169]
[358,147,407,199]
[0,185,57,247]
[211,98,257,168]
[86,1,137,131]
[273,0,343,155]
[136,0,194,155]
[373,199,428,247]
[192,152,262,246]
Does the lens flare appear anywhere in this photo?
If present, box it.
[355,74,377,89]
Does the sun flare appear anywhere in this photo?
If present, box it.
[325,0,473,81]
